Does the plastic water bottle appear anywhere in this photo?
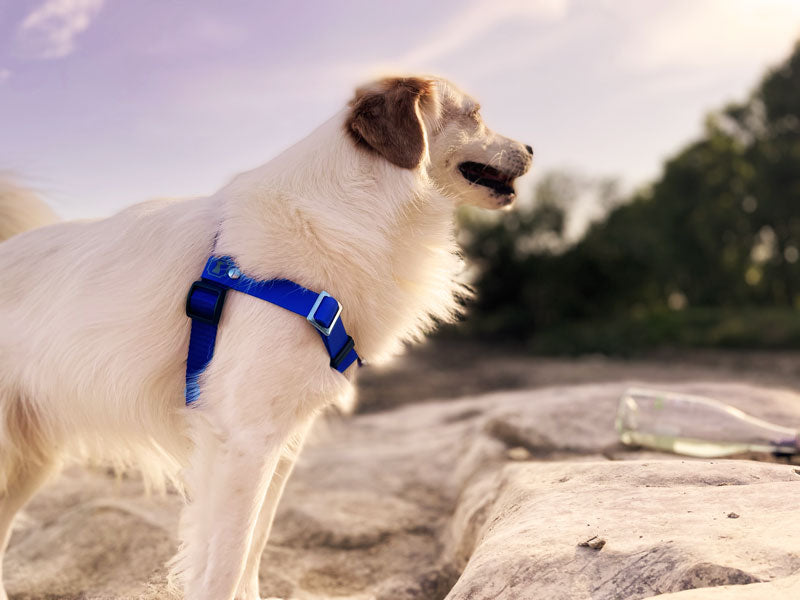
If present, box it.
[615,387,799,458]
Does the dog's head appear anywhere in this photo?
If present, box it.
[346,76,532,209]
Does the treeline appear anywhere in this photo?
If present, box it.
[459,41,800,354]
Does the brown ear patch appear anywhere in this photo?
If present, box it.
[346,77,433,169]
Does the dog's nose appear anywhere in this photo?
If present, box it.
[525,144,533,156]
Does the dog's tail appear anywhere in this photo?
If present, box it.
[0,176,59,243]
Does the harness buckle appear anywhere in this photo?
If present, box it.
[306,291,342,336]
[186,280,228,325]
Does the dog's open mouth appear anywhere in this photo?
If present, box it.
[458,161,516,196]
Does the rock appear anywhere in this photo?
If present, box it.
[442,460,798,600]
[578,536,607,550]
[506,446,532,461]
[5,382,800,599]
[652,572,800,600]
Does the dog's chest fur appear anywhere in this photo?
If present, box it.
[214,111,466,368]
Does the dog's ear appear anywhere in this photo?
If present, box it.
[346,77,435,169]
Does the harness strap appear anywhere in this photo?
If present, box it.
[184,255,360,405]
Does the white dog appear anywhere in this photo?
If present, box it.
[0,76,532,600]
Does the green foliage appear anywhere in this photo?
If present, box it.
[458,41,800,353]
[528,308,800,356]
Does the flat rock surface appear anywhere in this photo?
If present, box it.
[5,381,800,599]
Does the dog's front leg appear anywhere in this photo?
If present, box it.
[236,421,312,600]
[179,423,287,600]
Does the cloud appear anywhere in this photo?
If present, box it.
[18,0,105,59]
[0,69,11,84]
[141,13,246,56]
[618,0,800,71]
[398,0,568,67]
[329,0,570,83]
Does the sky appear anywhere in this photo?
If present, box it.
[1,0,800,222]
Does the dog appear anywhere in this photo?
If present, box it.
[0,75,532,600]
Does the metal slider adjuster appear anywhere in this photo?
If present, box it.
[306,291,342,336]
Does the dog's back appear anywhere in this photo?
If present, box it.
[0,193,221,487]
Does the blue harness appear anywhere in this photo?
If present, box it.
[184,255,360,405]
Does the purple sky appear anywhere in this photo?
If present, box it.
[2,0,800,225]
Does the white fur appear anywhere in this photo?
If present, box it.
[0,76,530,600]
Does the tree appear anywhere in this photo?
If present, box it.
[459,39,800,349]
